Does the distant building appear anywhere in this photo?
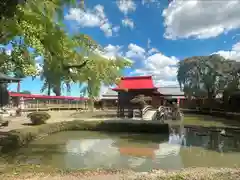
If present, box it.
[100,77,186,112]
[100,89,118,109]
[157,86,185,99]
[101,89,118,100]
[157,86,185,105]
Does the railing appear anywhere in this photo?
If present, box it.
[151,110,158,121]
[4,101,87,112]
[142,105,154,116]
[157,105,184,121]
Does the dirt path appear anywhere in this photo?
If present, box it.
[0,110,117,132]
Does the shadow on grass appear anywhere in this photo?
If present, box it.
[70,111,117,119]
[21,123,34,126]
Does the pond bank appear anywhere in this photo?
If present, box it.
[182,109,240,120]
[0,120,169,153]
[0,166,239,180]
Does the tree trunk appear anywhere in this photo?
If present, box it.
[47,83,51,95]
[17,81,20,93]
[207,91,214,112]
[53,85,61,96]
[88,98,94,112]
[222,90,229,112]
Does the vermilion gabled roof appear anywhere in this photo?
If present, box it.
[112,76,157,91]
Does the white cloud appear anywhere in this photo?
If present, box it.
[155,79,179,87]
[65,5,119,37]
[163,0,240,39]
[122,18,135,29]
[137,53,179,84]
[103,44,123,58]
[112,26,120,33]
[97,43,179,88]
[214,42,240,61]
[141,0,161,8]
[126,43,146,60]
[94,44,127,61]
[117,0,136,15]
[125,44,179,86]
[148,48,159,55]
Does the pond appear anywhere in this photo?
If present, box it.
[4,126,240,172]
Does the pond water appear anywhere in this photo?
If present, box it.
[5,126,240,172]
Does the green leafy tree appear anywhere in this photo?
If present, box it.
[21,90,31,94]
[177,55,229,99]
[177,54,240,110]
[0,41,37,77]
[76,54,132,110]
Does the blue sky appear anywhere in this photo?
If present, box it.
[8,0,240,96]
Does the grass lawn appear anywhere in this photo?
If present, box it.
[167,114,240,128]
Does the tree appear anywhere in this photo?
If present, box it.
[0,0,95,96]
[0,84,10,107]
[21,90,31,94]
[0,41,38,77]
[131,95,152,108]
[177,55,228,99]
[1,0,132,102]
[75,53,132,110]
[177,54,240,110]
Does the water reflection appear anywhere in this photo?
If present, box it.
[65,139,120,169]
[177,126,240,153]
[7,126,240,171]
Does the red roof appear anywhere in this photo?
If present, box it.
[9,92,87,101]
[112,76,157,91]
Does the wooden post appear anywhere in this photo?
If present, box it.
[36,100,39,112]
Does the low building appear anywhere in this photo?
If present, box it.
[100,89,118,109]
[157,86,185,106]
[112,76,160,118]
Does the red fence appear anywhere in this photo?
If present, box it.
[7,92,88,110]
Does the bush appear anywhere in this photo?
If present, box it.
[27,112,51,125]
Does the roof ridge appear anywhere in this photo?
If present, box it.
[121,76,152,80]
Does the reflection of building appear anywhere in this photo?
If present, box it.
[154,133,185,170]
[64,133,186,170]
[119,147,157,158]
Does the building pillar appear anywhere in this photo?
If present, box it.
[177,98,180,105]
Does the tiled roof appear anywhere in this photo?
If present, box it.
[102,89,118,97]
[113,76,156,91]
[157,86,184,96]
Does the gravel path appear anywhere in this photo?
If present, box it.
[1,168,240,180]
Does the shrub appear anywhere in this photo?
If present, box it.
[16,108,22,116]
[27,112,51,125]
